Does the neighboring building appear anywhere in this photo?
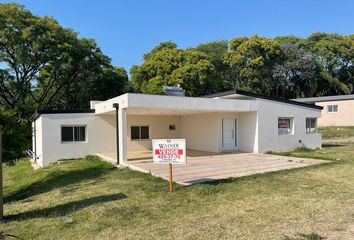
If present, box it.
[295,95,354,127]
[32,90,323,167]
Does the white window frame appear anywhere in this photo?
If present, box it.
[130,125,150,141]
[306,118,317,134]
[278,117,294,136]
[327,105,338,113]
[61,125,87,143]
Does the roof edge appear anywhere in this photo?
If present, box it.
[204,89,323,110]
[31,109,95,122]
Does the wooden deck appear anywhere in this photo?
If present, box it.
[97,150,229,163]
[128,153,329,185]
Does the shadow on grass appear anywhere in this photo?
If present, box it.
[4,166,115,203]
[322,144,346,148]
[283,233,326,240]
[5,193,127,221]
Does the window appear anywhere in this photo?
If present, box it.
[278,118,293,135]
[131,126,149,140]
[327,105,338,113]
[169,124,176,131]
[306,118,317,134]
[61,126,86,142]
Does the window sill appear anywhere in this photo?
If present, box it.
[61,141,88,144]
[131,139,150,142]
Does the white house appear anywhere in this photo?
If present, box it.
[32,90,323,167]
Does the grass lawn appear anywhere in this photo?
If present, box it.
[319,126,354,139]
[1,146,354,240]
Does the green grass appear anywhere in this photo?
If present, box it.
[1,148,354,240]
[319,126,354,139]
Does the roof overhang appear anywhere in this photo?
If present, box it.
[204,89,323,110]
[95,93,258,115]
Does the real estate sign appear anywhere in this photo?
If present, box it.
[152,139,186,164]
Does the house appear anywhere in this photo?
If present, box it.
[32,89,323,167]
[295,94,354,127]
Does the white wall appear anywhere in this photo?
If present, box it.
[181,113,220,152]
[127,115,181,151]
[257,99,322,152]
[238,112,258,152]
[180,112,258,153]
[32,117,43,165]
[37,113,115,167]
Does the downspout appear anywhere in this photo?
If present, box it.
[112,103,120,165]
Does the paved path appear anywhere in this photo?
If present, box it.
[128,153,329,185]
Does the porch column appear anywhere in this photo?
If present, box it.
[118,108,128,165]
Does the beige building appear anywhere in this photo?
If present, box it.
[295,95,354,127]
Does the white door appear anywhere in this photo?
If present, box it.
[222,118,237,151]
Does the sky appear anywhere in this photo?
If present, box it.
[1,0,354,73]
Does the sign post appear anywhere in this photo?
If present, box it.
[152,139,186,193]
[168,163,173,193]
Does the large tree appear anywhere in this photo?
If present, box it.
[272,43,319,98]
[0,3,128,161]
[0,3,128,113]
[225,35,283,95]
[131,41,223,96]
[299,33,354,96]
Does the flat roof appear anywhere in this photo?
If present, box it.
[295,94,354,104]
[94,93,258,114]
[204,89,323,110]
[31,109,95,121]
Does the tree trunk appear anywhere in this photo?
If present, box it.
[0,125,3,220]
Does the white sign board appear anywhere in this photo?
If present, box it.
[152,139,186,164]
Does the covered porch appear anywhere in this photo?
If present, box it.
[93,93,259,166]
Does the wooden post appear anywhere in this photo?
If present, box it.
[168,163,173,193]
[0,125,3,220]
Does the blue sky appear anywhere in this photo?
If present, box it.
[1,0,354,73]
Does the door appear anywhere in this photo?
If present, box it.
[222,118,237,151]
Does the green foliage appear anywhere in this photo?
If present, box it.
[0,3,129,161]
[132,33,354,99]
[131,42,227,96]
[0,108,29,162]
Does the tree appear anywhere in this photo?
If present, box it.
[131,42,224,96]
[0,3,128,160]
[172,49,222,96]
[273,43,319,98]
[130,44,183,94]
[225,35,283,95]
[300,33,354,95]
[194,40,233,90]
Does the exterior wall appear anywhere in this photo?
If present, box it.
[32,117,43,165]
[238,112,258,152]
[181,113,220,152]
[38,113,115,167]
[127,115,181,151]
[180,112,258,153]
[257,99,321,152]
[315,100,354,127]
